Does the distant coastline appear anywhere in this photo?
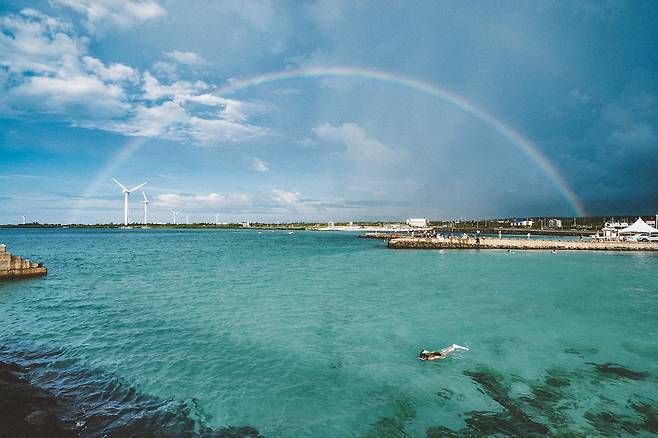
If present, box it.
[3,215,653,234]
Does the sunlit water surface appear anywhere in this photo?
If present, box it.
[1,229,657,436]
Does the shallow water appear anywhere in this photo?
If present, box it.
[1,229,657,436]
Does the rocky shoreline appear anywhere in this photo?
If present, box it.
[0,360,76,437]
[0,349,263,438]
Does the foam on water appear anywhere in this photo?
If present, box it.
[1,228,657,436]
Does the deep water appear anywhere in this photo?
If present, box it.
[1,228,657,436]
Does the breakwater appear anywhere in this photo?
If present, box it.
[359,232,408,239]
[0,244,47,279]
[388,237,658,251]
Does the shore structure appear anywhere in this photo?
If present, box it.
[0,244,47,279]
[387,236,658,251]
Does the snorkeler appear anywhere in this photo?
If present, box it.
[418,344,469,361]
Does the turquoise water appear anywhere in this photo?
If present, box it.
[1,229,657,436]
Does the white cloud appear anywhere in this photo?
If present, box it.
[0,9,273,145]
[0,8,84,75]
[82,56,138,82]
[186,116,268,144]
[253,158,269,172]
[608,123,655,146]
[154,188,323,216]
[157,192,252,209]
[142,71,208,101]
[151,61,177,80]
[10,74,129,117]
[164,50,206,65]
[53,0,165,32]
[271,189,303,210]
[96,99,268,143]
[313,122,397,164]
[108,101,185,137]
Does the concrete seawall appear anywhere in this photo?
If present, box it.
[0,244,47,279]
[388,237,658,252]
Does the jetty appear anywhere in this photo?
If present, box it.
[387,237,658,252]
[0,244,47,279]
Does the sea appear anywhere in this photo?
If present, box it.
[1,228,657,437]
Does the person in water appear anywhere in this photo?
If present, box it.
[418,344,469,361]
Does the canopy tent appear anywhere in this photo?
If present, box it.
[618,217,658,235]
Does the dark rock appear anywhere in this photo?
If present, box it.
[586,362,647,380]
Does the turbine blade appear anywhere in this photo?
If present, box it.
[128,182,147,192]
[142,192,149,202]
[112,178,128,191]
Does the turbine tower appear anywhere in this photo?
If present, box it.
[215,213,220,225]
[141,192,149,225]
[170,209,181,225]
[113,179,147,226]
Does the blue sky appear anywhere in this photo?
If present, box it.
[1,0,657,224]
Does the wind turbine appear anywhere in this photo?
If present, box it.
[113,179,147,226]
[170,209,181,225]
[215,213,220,225]
[141,192,149,225]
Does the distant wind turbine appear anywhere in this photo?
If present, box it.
[170,209,181,225]
[113,178,147,226]
[215,213,220,225]
[141,192,149,225]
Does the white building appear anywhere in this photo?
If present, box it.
[511,219,534,227]
[602,220,628,237]
[406,218,429,228]
[547,218,562,228]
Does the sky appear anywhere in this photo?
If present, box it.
[1,0,657,224]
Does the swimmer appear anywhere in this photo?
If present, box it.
[551,249,557,254]
[418,344,469,361]
[508,249,516,254]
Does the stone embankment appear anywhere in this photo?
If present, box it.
[388,237,658,252]
[0,244,47,279]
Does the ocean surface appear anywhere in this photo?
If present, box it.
[1,228,657,437]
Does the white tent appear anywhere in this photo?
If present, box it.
[618,217,658,235]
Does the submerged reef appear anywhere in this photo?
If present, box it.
[0,344,262,438]
[425,363,656,437]
[0,360,75,437]
[363,357,654,437]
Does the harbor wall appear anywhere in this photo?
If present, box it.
[0,244,47,279]
[387,237,658,252]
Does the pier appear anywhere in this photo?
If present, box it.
[0,244,47,279]
[387,237,658,251]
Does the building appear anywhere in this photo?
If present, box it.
[406,218,429,228]
[511,219,534,227]
[547,218,562,228]
[602,220,629,238]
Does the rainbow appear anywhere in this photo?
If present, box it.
[218,66,586,216]
[68,137,148,223]
[72,66,586,222]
